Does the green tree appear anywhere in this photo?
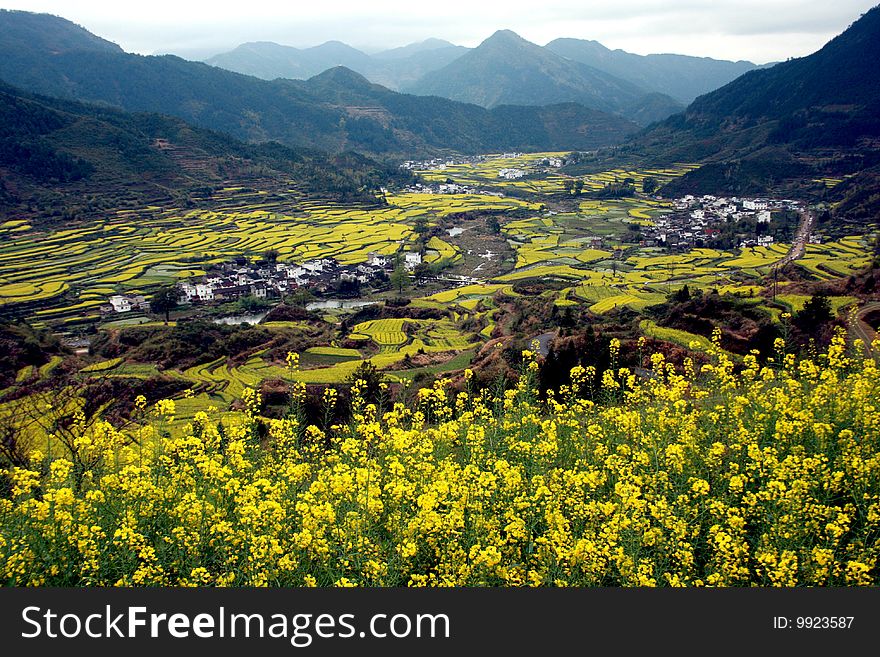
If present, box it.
[643,177,659,194]
[346,360,388,408]
[287,287,315,308]
[573,180,584,196]
[796,293,832,328]
[672,284,691,303]
[390,263,410,294]
[150,286,179,325]
[236,295,270,313]
[413,216,430,239]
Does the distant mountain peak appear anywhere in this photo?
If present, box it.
[306,41,370,57]
[482,29,531,46]
[407,28,683,125]
[418,38,457,49]
[308,65,372,85]
[545,36,764,103]
[372,38,463,61]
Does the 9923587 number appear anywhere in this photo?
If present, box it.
[773,616,855,629]
[796,617,854,629]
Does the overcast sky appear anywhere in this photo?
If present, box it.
[2,0,876,63]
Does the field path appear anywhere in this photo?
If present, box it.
[853,301,880,355]
[778,210,816,266]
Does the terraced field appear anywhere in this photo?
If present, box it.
[414,152,572,192]
[414,156,699,200]
[490,195,875,321]
[424,236,461,264]
[349,319,410,350]
[776,294,858,315]
[797,238,874,279]
[640,319,716,353]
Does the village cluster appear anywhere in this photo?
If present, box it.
[400,153,519,171]
[103,251,423,313]
[643,194,806,250]
[402,181,487,195]
[401,153,562,180]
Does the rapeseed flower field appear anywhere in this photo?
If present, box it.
[1,330,878,587]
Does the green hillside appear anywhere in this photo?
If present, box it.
[0,81,410,218]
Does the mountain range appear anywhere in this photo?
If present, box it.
[543,39,770,104]
[206,30,768,115]
[0,10,638,158]
[406,30,683,125]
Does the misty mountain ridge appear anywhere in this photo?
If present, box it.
[0,8,122,56]
[403,29,683,125]
[205,38,469,92]
[205,28,766,124]
[544,38,770,104]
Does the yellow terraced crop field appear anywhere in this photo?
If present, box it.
[797,239,873,279]
[350,319,409,347]
[0,180,563,324]
[424,236,461,264]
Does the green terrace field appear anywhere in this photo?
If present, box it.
[0,311,484,434]
[797,237,874,279]
[0,297,485,431]
[414,152,572,192]
[576,165,701,194]
[776,294,858,315]
[383,192,541,216]
[424,236,462,265]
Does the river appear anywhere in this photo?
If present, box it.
[213,312,269,326]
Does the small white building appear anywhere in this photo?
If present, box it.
[109,295,132,313]
[178,283,197,303]
[368,252,389,268]
[757,210,772,223]
[404,252,423,271]
[195,283,215,301]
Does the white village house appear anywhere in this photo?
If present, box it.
[108,295,131,313]
[404,252,423,271]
